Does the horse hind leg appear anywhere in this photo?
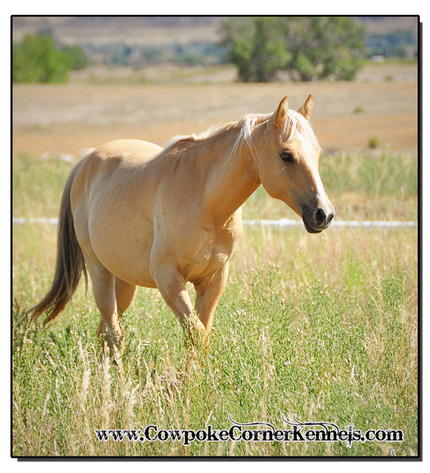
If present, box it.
[72,200,127,358]
[83,256,125,358]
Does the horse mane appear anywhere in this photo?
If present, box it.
[160,107,322,161]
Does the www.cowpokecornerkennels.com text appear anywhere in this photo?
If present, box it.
[95,414,404,450]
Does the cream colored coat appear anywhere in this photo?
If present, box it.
[29,95,334,356]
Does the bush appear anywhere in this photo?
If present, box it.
[13,34,74,83]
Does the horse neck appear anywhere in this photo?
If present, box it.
[201,124,262,223]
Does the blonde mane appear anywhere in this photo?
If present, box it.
[161,108,321,162]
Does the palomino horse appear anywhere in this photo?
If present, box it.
[29,95,335,356]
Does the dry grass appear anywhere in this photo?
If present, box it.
[12,222,418,457]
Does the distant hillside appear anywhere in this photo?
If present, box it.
[356,16,418,39]
[12,16,418,47]
[12,16,226,46]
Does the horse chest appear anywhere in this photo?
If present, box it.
[186,243,228,283]
[185,227,239,283]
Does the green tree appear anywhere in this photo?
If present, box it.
[13,34,73,83]
[61,45,91,70]
[220,17,365,82]
[220,17,290,82]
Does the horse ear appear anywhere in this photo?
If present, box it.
[268,96,289,129]
[298,94,313,120]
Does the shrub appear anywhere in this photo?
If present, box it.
[13,34,73,83]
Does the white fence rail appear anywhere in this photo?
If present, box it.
[244,218,416,228]
[13,217,416,228]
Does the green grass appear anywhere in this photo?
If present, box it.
[12,150,418,457]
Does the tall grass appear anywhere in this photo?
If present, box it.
[12,150,418,457]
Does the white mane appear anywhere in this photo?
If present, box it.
[161,107,322,163]
[224,109,322,165]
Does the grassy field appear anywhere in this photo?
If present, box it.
[12,148,418,457]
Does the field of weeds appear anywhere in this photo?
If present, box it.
[12,147,418,457]
[12,62,419,457]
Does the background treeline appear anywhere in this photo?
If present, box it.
[13,33,90,83]
[12,17,418,84]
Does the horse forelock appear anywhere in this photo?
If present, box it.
[230,110,322,161]
[284,110,322,152]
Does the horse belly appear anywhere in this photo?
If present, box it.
[87,193,157,288]
[90,222,157,288]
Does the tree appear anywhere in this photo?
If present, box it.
[220,17,290,82]
[13,34,73,83]
[220,17,365,82]
[61,45,91,70]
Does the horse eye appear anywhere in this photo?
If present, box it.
[280,151,294,163]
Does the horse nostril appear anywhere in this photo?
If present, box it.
[315,209,326,225]
[326,212,334,224]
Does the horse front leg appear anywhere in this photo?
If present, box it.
[152,264,206,347]
[194,261,229,352]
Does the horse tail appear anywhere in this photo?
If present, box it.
[28,160,88,325]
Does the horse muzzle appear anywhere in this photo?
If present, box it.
[301,205,335,234]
